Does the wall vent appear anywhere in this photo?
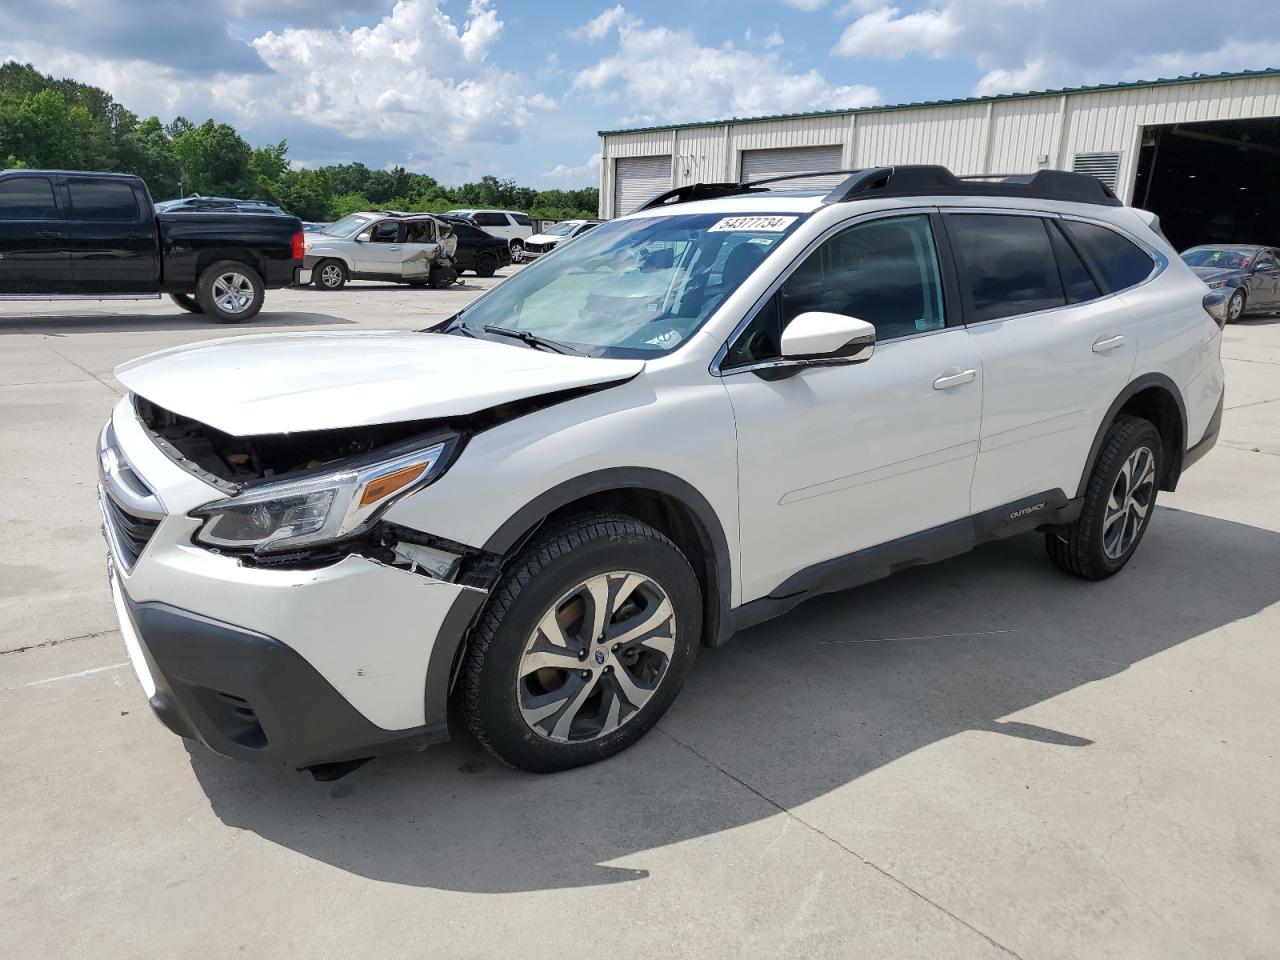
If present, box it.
[1072,152,1122,191]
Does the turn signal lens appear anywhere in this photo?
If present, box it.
[359,462,429,506]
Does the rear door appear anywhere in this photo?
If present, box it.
[472,212,514,241]
[0,175,71,294]
[64,177,158,293]
[949,211,1143,511]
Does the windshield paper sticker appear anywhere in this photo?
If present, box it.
[708,216,797,233]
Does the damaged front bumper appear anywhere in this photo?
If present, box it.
[99,398,488,770]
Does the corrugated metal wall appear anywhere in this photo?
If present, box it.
[600,74,1280,216]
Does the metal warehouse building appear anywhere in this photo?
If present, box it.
[598,69,1280,250]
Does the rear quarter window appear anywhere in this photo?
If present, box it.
[511,213,532,227]
[1060,220,1155,293]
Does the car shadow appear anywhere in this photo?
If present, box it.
[0,311,354,335]
[187,505,1280,893]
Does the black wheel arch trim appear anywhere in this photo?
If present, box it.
[1078,373,1188,497]
[480,468,735,648]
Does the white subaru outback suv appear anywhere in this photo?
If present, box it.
[99,166,1224,777]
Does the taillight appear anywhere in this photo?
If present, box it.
[291,231,305,261]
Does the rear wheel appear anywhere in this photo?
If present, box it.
[475,253,497,278]
[461,514,701,772]
[509,240,525,263]
[168,292,202,314]
[1046,415,1162,580]
[195,261,264,323]
[314,259,347,291]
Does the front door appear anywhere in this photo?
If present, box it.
[353,219,407,277]
[0,175,71,294]
[721,212,983,603]
[1249,250,1280,309]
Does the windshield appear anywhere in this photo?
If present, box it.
[447,212,805,358]
[1181,248,1253,270]
[322,213,375,237]
[543,221,581,237]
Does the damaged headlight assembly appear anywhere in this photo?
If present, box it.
[190,436,458,555]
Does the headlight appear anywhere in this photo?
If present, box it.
[1205,279,1230,289]
[191,437,456,554]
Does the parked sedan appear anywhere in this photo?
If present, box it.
[1180,244,1280,321]
[439,216,513,277]
[524,219,604,257]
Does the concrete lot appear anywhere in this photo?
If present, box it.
[1,278,1278,959]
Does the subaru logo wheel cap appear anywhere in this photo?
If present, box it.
[594,649,607,665]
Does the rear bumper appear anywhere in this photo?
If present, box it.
[1182,387,1224,474]
[293,266,312,286]
[112,577,482,769]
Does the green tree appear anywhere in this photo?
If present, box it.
[172,119,253,196]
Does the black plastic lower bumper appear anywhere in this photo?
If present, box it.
[120,590,482,770]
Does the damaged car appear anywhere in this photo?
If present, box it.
[304,212,459,290]
[99,165,1223,778]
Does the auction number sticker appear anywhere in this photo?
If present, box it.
[708,216,798,232]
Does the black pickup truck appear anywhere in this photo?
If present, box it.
[0,170,306,322]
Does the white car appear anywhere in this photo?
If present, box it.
[304,212,459,289]
[523,219,604,258]
[99,165,1224,777]
[443,209,533,261]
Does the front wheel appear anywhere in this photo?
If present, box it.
[1046,415,1163,580]
[1227,289,1245,322]
[195,261,264,323]
[461,514,701,772]
[168,292,203,314]
[314,259,347,291]
[509,240,525,263]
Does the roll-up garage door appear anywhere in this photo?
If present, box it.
[740,145,845,190]
[614,155,672,216]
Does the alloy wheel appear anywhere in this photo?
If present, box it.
[320,263,343,288]
[1102,445,1156,560]
[1229,291,1244,321]
[212,271,255,314]
[517,570,676,743]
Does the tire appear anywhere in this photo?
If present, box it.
[195,260,264,323]
[1227,289,1245,323]
[313,259,347,291]
[168,292,203,314]
[509,240,525,263]
[461,513,701,773]
[475,253,497,278]
[1046,415,1163,580]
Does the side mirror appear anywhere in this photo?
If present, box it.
[780,312,876,364]
[356,231,371,242]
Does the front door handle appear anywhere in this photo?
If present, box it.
[36,230,65,240]
[1092,334,1126,353]
[385,245,401,251]
[933,368,977,390]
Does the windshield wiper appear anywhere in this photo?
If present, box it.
[482,325,578,355]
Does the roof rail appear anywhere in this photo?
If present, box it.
[636,182,768,211]
[823,165,1122,206]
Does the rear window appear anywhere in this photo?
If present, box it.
[947,214,1066,322]
[1060,220,1154,293]
[0,177,58,219]
[67,179,140,221]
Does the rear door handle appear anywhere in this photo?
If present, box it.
[1092,334,1126,353]
[36,230,65,240]
[386,245,401,251]
[932,368,977,390]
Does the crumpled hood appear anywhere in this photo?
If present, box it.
[115,331,644,436]
[1190,266,1241,283]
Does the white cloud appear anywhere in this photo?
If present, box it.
[833,5,958,60]
[249,0,552,143]
[572,7,880,125]
[568,5,639,41]
[832,0,1280,98]
[765,29,785,49]
[542,151,602,182]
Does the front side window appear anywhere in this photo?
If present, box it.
[0,177,58,219]
[370,221,400,242]
[448,212,805,358]
[1060,220,1155,293]
[724,214,946,368]
[67,180,140,221]
[948,214,1066,322]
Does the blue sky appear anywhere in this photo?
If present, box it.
[2,0,1277,188]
